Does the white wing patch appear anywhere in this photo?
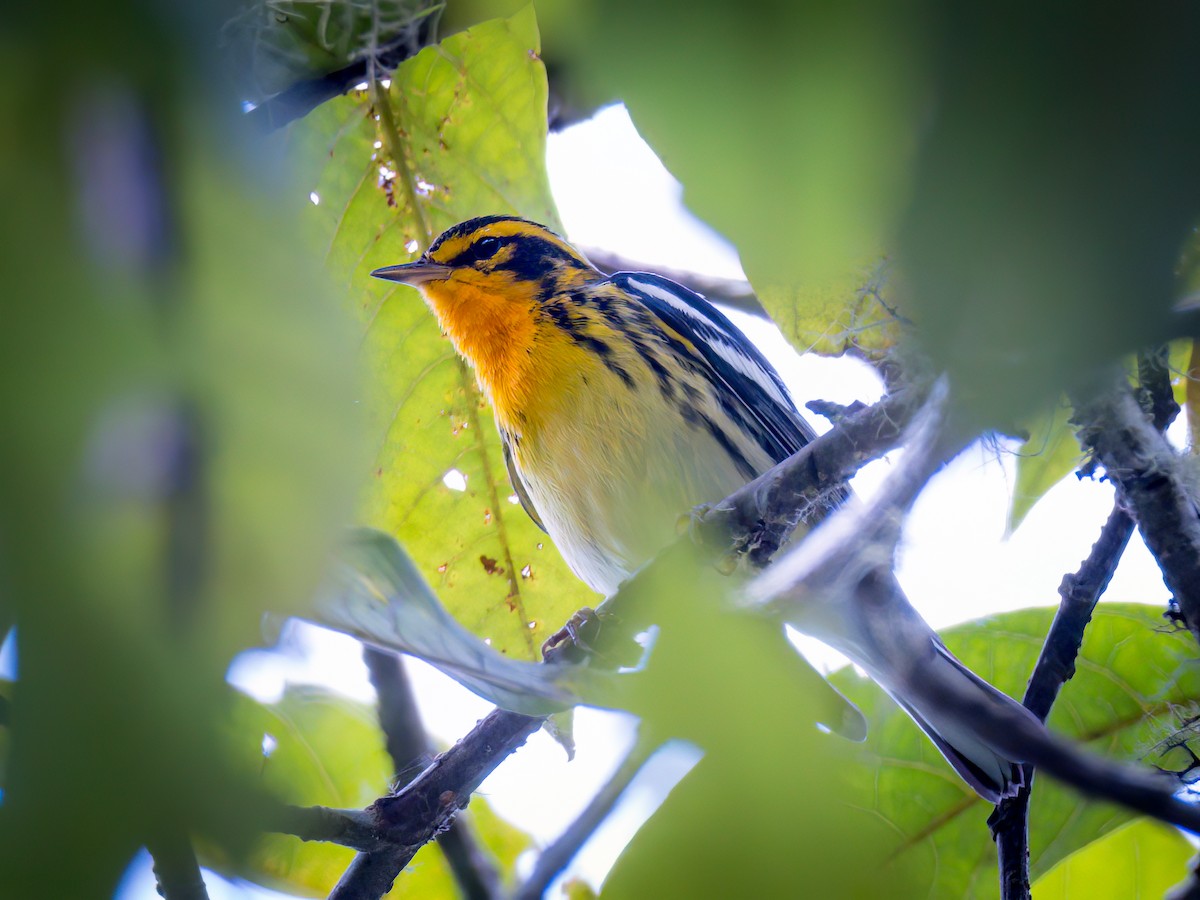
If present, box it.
[623,275,794,412]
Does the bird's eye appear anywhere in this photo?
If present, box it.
[474,237,501,259]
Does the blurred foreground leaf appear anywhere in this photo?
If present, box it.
[832,604,1200,897]
[288,6,594,659]
[0,4,359,893]
[898,4,1200,424]
[602,543,908,898]
[313,527,611,714]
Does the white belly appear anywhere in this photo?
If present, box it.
[510,372,776,596]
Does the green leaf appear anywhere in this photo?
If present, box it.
[830,604,1200,898]
[209,685,531,896]
[1030,819,1194,899]
[1007,398,1082,534]
[288,7,596,659]
[313,527,612,714]
[755,257,903,358]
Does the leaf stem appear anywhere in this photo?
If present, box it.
[370,73,432,248]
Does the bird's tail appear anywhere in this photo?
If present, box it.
[791,573,1032,804]
[886,641,1026,803]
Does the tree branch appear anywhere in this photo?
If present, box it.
[265,805,387,852]
[1071,367,1200,647]
[267,377,1200,891]
[323,650,505,899]
[349,648,502,900]
[989,504,1136,900]
[692,383,928,569]
[992,349,1179,899]
[147,831,210,900]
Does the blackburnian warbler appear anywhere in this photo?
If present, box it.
[372,215,1027,802]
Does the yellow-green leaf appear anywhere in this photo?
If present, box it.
[1008,398,1083,534]
[754,255,903,357]
[1031,820,1194,899]
[289,7,596,659]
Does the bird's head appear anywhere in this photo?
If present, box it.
[372,216,597,296]
[371,216,602,421]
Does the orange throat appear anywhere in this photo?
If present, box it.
[418,277,541,425]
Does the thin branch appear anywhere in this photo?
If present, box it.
[265,805,386,852]
[364,647,431,781]
[1071,367,1200,647]
[989,504,1136,900]
[692,382,928,569]
[349,648,503,900]
[991,350,1177,899]
[1027,507,1137,723]
[267,694,546,872]
[147,832,210,900]
[437,823,505,900]
[511,734,656,900]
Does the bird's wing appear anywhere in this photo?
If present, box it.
[500,427,547,533]
[611,272,816,464]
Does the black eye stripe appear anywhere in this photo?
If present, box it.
[448,235,511,267]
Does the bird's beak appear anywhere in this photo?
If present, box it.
[370,260,451,286]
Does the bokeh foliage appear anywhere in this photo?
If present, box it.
[0,1,359,895]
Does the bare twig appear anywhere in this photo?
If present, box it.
[355,648,503,900]
[265,805,386,852]
[991,350,1177,899]
[1071,367,1200,647]
[511,734,656,900]
[989,505,1136,900]
[693,383,928,569]
[147,832,210,900]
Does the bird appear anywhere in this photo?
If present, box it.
[372,214,1030,802]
